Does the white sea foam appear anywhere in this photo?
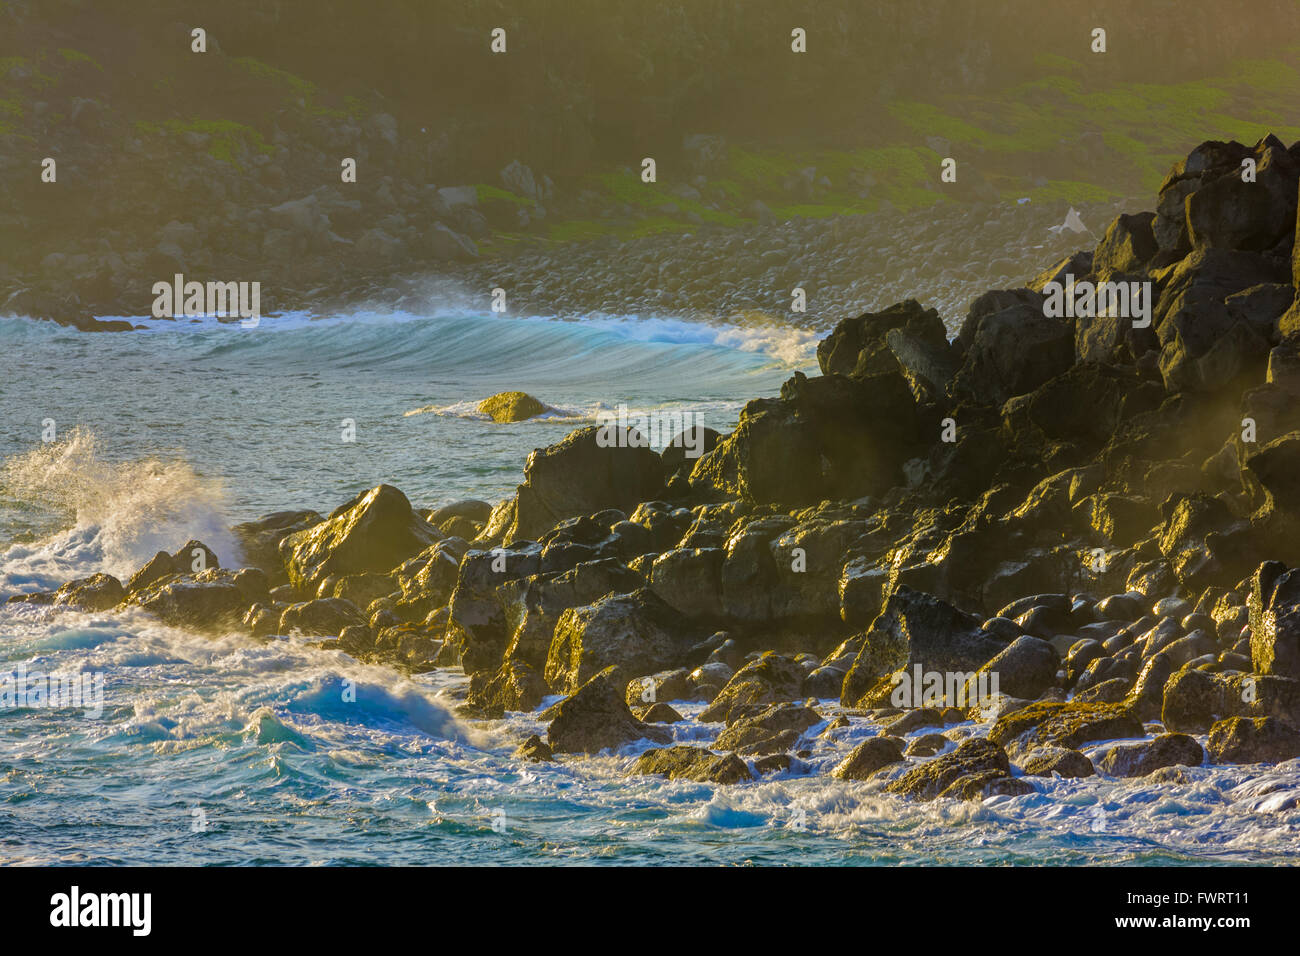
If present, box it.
[0,427,237,586]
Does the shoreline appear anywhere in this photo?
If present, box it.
[7,134,1300,811]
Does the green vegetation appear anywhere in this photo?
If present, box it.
[57,48,101,70]
[476,183,536,206]
[134,117,273,167]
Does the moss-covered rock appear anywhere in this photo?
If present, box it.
[886,737,1011,800]
[988,700,1144,757]
[831,736,905,779]
[629,745,752,784]
[478,391,549,423]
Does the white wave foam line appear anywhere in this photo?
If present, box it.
[404,397,747,426]
[73,305,822,368]
[0,427,237,582]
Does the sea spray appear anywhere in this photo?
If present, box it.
[0,427,238,580]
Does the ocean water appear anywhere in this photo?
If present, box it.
[2,310,1299,865]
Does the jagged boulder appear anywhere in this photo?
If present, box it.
[131,568,270,632]
[485,427,666,542]
[546,666,671,754]
[841,587,1006,708]
[232,510,323,586]
[500,558,642,670]
[950,290,1073,407]
[690,368,928,505]
[544,588,696,693]
[52,573,125,611]
[279,485,440,593]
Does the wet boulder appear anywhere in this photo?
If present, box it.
[1019,746,1095,778]
[629,746,752,784]
[1248,561,1300,678]
[52,573,125,611]
[478,391,548,423]
[131,568,270,632]
[841,587,1006,708]
[465,660,548,717]
[712,701,821,756]
[232,510,322,586]
[830,736,906,780]
[988,700,1144,758]
[699,652,807,723]
[278,597,367,637]
[544,588,696,694]
[1206,715,1300,763]
[1096,733,1204,777]
[546,666,671,755]
[886,738,1011,801]
[279,485,441,593]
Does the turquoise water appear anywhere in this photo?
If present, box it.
[1,311,1298,865]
